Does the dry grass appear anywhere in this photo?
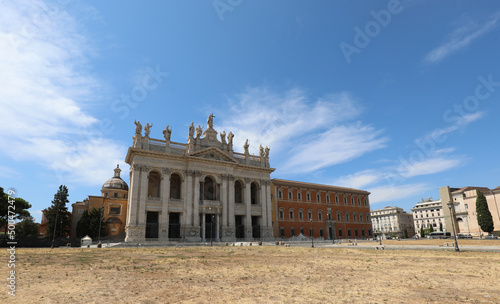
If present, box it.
[2,245,500,303]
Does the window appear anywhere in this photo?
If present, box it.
[279,208,284,219]
[335,195,339,204]
[291,227,295,237]
[114,193,118,198]
[298,209,303,220]
[365,198,368,205]
[307,193,311,201]
[337,212,341,221]
[318,211,323,220]
[360,213,363,222]
[170,173,182,199]
[278,190,282,199]
[347,229,351,237]
[308,210,313,220]
[288,191,292,200]
[465,204,468,210]
[355,229,358,237]
[298,192,302,201]
[280,228,285,238]
[346,212,350,222]
[338,229,343,237]
[300,227,304,235]
[319,228,324,237]
[353,213,357,222]
[109,206,121,215]
[344,197,347,205]
[326,195,330,203]
[351,197,354,205]
[317,194,321,202]
[289,209,294,219]
[358,198,361,205]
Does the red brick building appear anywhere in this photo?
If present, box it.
[271,179,372,240]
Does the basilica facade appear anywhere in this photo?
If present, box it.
[124,115,275,242]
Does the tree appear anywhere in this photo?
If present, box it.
[403,228,408,239]
[0,187,32,233]
[439,222,443,232]
[16,216,39,237]
[420,226,425,238]
[429,225,434,233]
[476,191,494,234]
[76,207,107,239]
[43,185,71,239]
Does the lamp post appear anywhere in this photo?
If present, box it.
[97,204,104,246]
[310,217,314,248]
[447,202,460,252]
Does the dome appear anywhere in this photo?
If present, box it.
[102,165,129,191]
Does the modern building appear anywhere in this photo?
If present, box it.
[272,179,372,240]
[70,165,129,238]
[446,186,500,237]
[371,206,415,239]
[124,115,275,242]
[411,197,446,235]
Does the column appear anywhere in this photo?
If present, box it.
[185,170,193,227]
[193,171,201,228]
[221,174,228,227]
[260,180,267,230]
[137,166,149,227]
[202,213,206,241]
[159,169,171,240]
[228,176,235,227]
[126,165,140,226]
[216,214,220,241]
[125,165,141,242]
[244,178,252,239]
[266,182,273,228]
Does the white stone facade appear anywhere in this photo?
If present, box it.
[371,206,415,238]
[411,197,446,235]
[124,115,275,242]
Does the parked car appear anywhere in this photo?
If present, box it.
[485,234,498,239]
[457,233,473,239]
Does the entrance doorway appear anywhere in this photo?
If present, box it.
[145,212,159,239]
[235,215,245,239]
[168,213,181,239]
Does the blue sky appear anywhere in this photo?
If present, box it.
[1,0,500,223]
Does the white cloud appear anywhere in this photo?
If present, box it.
[0,1,125,187]
[332,170,382,189]
[216,87,387,174]
[395,156,465,179]
[423,14,500,64]
[368,183,431,205]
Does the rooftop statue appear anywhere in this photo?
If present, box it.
[244,139,249,154]
[144,123,153,137]
[220,131,227,144]
[227,132,234,146]
[207,113,215,129]
[134,120,142,136]
[163,125,172,141]
[196,125,203,139]
[189,122,195,138]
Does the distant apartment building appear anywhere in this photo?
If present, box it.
[371,206,415,239]
[448,186,500,237]
[271,179,372,240]
[411,197,446,235]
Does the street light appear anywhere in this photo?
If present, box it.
[310,217,314,248]
[447,202,460,252]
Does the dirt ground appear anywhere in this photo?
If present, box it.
[2,243,499,303]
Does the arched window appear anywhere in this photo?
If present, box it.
[170,173,182,199]
[353,212,357,222]
[234,180,243,204]
[204,176,217,200]
[345,212,350,222]
[148,171,161,198]
[337,211,341,221]
[251,182,259,205]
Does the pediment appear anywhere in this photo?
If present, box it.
[190,147,237,163]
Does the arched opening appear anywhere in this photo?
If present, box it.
[148,171,161,198]
[203,176,217,200]
[234,180,243,204]
[250,182,259,205]
[170,173,182,199]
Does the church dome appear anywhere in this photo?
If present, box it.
[102,165,129,191]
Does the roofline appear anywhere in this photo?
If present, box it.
[271,178,370,195]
